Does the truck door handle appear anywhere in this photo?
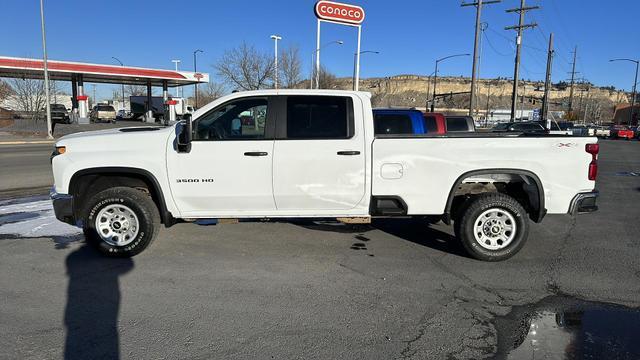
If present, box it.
[244,151,268,157]
[337,151,360,156]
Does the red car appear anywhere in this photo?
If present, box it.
[423,112,446,134]
[610,125,635,140]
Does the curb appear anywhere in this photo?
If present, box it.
[0,140,56,145]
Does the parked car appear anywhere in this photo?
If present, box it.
[445,116,476,132]
[423,112,446,134]
[116,109,132,121]
[373,109,448,135]
[90,104,117,123]
[594,126,611,138]
[609,125,634,140]
[631,125,640,140]
[49,104,70,124]
[51,90,599,261]
[492,122,548,134]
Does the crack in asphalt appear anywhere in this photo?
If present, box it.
[544,217,576,295]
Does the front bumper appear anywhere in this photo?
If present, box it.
[569,190,599,215]
[50,187,75,225]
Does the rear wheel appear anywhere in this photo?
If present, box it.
[82,187,160,257]
[454,193,529,261]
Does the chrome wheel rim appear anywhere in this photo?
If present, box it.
[95,204,139,246]
[473,208,516,250]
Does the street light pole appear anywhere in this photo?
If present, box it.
[610,58,639,125]
[171,59,181,97]
[270,35,282,89]
[353,51,379,91]
[193,49,203,108]
[310,40,343,89]
[39,0,53,139]
[431,53,470,112]
[112,57,125,112]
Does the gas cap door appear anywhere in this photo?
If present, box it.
[381,163,404,180]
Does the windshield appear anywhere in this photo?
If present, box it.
[50,104,66,111]
[97,105,115,111]
[493,123,511,130]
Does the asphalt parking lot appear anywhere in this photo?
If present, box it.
[0,139,639,359]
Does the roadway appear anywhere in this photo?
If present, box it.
[0,140,639,359]
[0,143,53,197]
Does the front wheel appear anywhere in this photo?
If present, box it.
[454,193,529,261]
[83,187,160,257]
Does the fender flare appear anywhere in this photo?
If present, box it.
[443,168,546,224]
[69,166,175,226]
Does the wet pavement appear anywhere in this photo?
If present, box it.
[496,295,640,359]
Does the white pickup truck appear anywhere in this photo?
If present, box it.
[50,90,599,261]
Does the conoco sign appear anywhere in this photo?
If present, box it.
[315,1,365,25]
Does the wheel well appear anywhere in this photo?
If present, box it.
[444,170,545,224]
[69,168,174,226]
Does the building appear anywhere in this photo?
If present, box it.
[613,104,639,125]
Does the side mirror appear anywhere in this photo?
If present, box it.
[177,118,192,153]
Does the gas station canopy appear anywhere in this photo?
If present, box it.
[0,56,209,87]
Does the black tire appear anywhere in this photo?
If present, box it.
[454,193,529,261]
[82,187,160,257]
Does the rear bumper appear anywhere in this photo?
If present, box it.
[569,190,599,215]
[50,187,75,225]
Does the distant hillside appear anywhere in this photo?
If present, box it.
[332,75,628,119]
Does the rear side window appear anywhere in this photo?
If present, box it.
[286,96,353,139]
[374,114,413,135]
[446,117,470,132]
[424,116,439,133]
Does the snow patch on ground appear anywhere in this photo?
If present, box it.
[0,196,82,238]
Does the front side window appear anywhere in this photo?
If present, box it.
[195,97,268,140]
[286,96,352,139]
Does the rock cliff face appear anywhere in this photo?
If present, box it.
[332,75,627,118]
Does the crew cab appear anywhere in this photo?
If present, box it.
[50,90,599,261]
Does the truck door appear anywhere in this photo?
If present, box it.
[166,96,276,216]
[272,95,366,211]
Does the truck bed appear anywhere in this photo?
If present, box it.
[371,135,597,216]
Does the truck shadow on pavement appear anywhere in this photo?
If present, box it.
[64,245,133,360]
[372,219,469,258]
[291,219,469,258]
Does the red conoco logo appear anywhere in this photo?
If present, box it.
[194,73,204,80]
[315,1,365,25]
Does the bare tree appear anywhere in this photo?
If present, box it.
[0,79,12,102]
[195,81,227,106]
[125,84,147,96]
[215,42,274,91]
[279,45,302,88]
[9,77,46,120]
[315,66,338,90]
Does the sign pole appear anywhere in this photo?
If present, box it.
[354,25,362,91]
[315,19,321,89]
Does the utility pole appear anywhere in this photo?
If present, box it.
[541,32,554,122]
[485,81,492,126]
[568,46,578,114]
[39,0,53,139]
[505,0,538,121]
[462,0,501,118]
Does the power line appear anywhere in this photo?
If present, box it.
[483,32,513,57]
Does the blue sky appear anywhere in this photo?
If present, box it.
[1,0,639,100]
